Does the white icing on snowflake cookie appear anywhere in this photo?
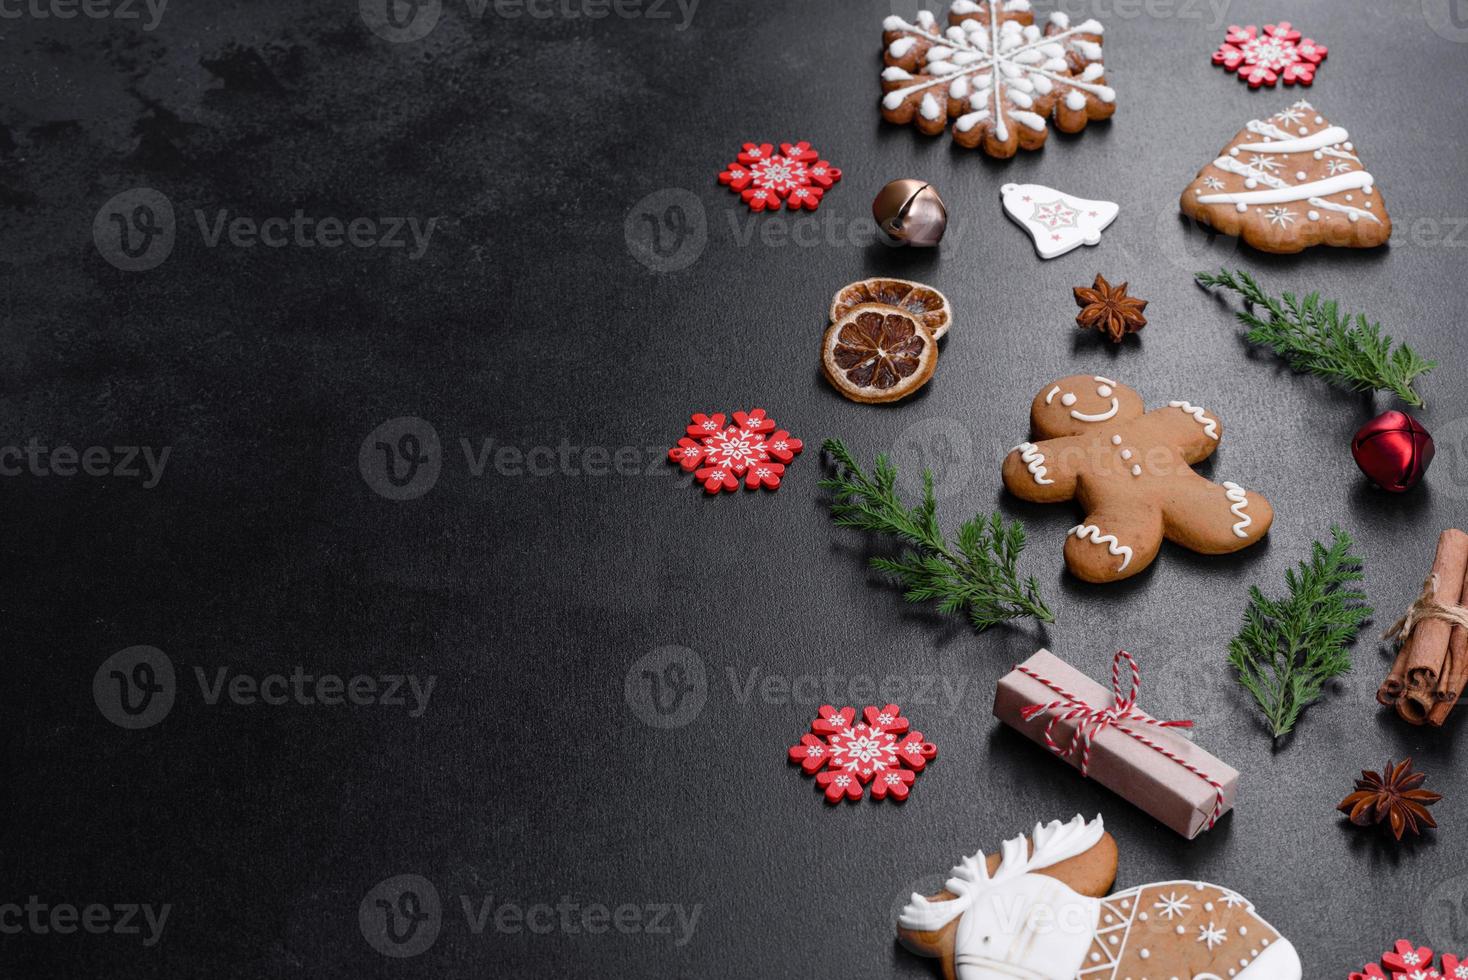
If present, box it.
[880,1,1116,158]
[1000,183,1118,259]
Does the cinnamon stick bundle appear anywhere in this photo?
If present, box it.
[1379,529,1468,725]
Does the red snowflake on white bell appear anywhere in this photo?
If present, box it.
[788,704,937,803]
[717,141,842,212]
[667,408,803,494]
[1211,22,1326,87]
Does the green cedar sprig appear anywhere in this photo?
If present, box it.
[1195,268,1436,408]
[1227,526,1372,739]
[819,438,1053,632]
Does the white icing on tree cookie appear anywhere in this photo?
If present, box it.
[1191,101,1382,227]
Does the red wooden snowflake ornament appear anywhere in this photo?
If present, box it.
[667,408,803,494]
[1351,940,1468,980]
[1385,941,1440,979]
[718,141,842,212]
[1212,22,1326,87]
[788,704,937,804]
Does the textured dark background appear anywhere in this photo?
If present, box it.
[2,0,1468,976]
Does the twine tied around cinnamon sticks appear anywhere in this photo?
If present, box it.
[1384,574,1468,644]
[1379,529,1468,726]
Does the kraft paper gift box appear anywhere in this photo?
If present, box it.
[992,648,1239,839]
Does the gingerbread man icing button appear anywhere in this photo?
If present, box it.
[1002,374,1274,583]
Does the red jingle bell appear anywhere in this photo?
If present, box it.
[1351,410,1434,492]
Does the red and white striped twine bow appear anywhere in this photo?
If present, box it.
[1017,650,1226,832]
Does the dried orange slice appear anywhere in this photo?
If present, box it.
[829,278,952,339]
[821,303,938,404]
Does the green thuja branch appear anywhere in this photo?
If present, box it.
[1227,526,1372,739]
[819,438,1052,632]
[1195,268,1436,408]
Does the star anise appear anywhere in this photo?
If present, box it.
[1337,758,1442,840]
[1074,274,1148,343]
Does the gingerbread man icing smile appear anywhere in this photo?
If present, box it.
[1003,374,1273,583]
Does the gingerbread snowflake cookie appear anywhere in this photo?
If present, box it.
[1181,101,1389,253]
[880,1,1115,158]
[1002,375,1273,583]
[897,815,1303,979]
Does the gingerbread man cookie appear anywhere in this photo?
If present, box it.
[896,815,1303,980]
[1002,374,1273,583]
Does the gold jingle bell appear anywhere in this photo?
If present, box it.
[872,179,947,247]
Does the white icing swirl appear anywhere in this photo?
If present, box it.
[1069,523,1132,571]
[1013,442,1054,485]
[1169,400,1219,440]
[1222,481,1251,538]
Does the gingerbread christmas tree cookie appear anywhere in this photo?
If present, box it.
[1002,374,1273,583]
[1181,101,1390,253]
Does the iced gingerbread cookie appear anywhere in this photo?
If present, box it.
[879,1,1115,158]
[897,815,1303,980]
[1002,374,1273,583]
[1180,100,1389,253]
